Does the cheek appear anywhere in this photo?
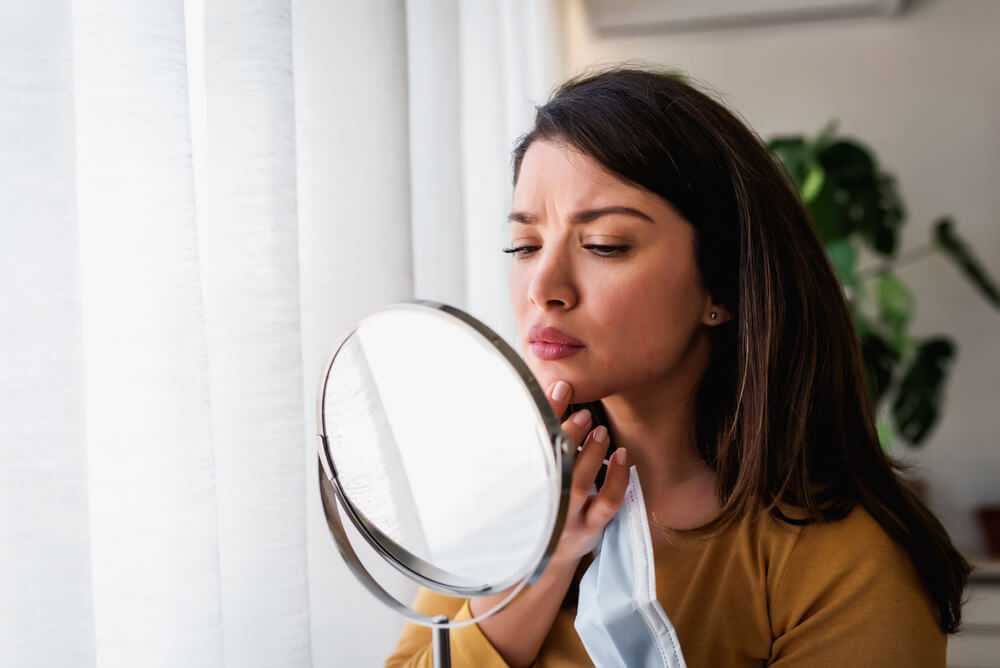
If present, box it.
[592,289,659,373]
[606,275,698,373]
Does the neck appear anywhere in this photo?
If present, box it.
[602,386,707,489]
[600,332,720,531]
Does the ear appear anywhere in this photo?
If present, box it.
[702,301,733,326]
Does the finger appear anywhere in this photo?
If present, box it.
[584,447,629,528]
[569,423,607,502]
[561,407,593,452]
[546,380,573,423]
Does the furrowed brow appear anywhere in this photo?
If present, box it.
[507,211,536,224]
[572,206,654,224]
[506,206,654,225]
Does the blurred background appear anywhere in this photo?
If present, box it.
[2,0,997,666]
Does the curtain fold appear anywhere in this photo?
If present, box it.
[0,2,95,666]
[197,1,311,666]
[406,0,465,308]
[290,2,415,666]
[72,0,223,664]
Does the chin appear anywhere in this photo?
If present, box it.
[564,384,611,405]
[524,361,614,406]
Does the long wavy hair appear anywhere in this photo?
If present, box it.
[512,66,969,633]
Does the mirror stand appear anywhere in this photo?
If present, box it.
[319,462,536,668]
[430,615,450,668]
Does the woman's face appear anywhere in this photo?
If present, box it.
[508,140,720,404]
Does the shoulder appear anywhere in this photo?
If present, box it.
[715,503,922,611]
[764,504,946,666]
[770,502,912,579]
[767,503,929,611]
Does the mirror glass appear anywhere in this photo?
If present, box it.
[320,304,561,592]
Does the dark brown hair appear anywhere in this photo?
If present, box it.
[513,66,969,633]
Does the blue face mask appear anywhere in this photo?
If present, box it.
[574,466,687,668]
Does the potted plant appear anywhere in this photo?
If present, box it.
[769,123,999,448]
[768,124,1000,552]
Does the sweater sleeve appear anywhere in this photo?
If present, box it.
[768,506,946,667]
[384,588,512,668]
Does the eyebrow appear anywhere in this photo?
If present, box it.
[507,206,655,225]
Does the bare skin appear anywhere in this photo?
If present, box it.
[469,141,732,667]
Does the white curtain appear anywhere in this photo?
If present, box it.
[0,0,563,666]
[406,0,564,344]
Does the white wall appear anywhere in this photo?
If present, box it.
[564,0,1000,555]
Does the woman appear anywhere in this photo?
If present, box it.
[387,66,968,667]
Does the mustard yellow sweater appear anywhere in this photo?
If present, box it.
[385,505,945,667]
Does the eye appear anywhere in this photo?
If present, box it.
[584,244,629,258]
[501,245,540,259]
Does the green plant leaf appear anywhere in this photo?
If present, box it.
[876,174,906,252]
[820,139,876,176]
[862,332,898,404]
[933,217,1000,309]
[826,238,859,291]
[769,136,815,193]
[810,139,903,255]
[874,273,915,338]
[801,165,825,203]
[876,417,894,452]
[892,337,955,445]
[807,189,851,242]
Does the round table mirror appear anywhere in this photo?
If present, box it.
[316,301,573,667]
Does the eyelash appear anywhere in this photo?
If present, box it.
[501,244,629,259]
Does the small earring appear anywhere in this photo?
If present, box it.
[710,312,718,320]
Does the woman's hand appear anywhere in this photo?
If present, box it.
[545,379,631,567]
[462,379,630,668]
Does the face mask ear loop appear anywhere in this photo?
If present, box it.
[624,467,688,668]
[574,468,688,668]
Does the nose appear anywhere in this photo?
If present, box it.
[526,245,578,310]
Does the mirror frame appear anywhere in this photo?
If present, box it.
[316,300,574,629]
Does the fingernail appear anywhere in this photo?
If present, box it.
[614,448,627,465]
[552,380,570,402]
[572,409,591,426]
[593,425,608,444]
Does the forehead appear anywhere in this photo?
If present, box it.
[513,140,651,208]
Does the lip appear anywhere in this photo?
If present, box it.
[528,326,585,346]
[528,326,585,361]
